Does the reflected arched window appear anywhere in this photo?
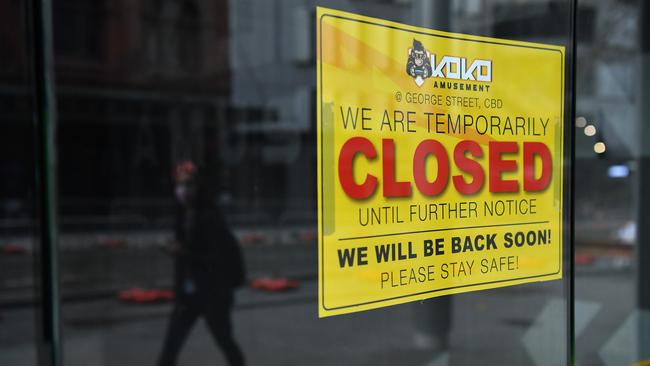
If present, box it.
[143,0,201,75]
[176,0,201,72]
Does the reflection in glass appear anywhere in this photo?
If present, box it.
[157,161,245,366]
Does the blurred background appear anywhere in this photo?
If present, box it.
[0,0,647,365]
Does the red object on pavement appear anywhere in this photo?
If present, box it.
[249,277,300,292]
[299,230,317,242]
[575,254,595,266]
[240,233,266,245]
[1,244,26,255]
[117,288,175,303]
[99,238,127,249]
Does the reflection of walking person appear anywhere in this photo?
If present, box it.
[157,161,246,366]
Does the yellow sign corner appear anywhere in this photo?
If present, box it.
[317,7,565,317]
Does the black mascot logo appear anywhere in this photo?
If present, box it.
[406,39,432,86]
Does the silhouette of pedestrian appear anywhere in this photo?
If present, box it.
[157,161,246,366]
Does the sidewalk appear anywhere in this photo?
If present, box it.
[0,228,318,307]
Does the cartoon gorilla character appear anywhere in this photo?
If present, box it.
[406,39,432,80]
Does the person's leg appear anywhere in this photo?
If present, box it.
[202,295,245,366]
[157,301,199,366]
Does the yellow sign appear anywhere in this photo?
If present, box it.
[317,7,565,317]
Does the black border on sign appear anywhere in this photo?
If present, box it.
[319,12,565,312]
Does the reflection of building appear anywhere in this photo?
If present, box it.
[2,0,241,230]
[0,0,637,234]
[49,0,231,230]
[52,0,230,91]
[226,0,418,225]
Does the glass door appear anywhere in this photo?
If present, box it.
[5,1,579,365]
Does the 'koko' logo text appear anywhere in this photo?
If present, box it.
[407,39,492,87]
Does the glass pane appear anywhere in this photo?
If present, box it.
[0,2,40,365]
[52,1,572,365]
[574,1,650,364]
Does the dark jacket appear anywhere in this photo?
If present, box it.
[174,203,246,299]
